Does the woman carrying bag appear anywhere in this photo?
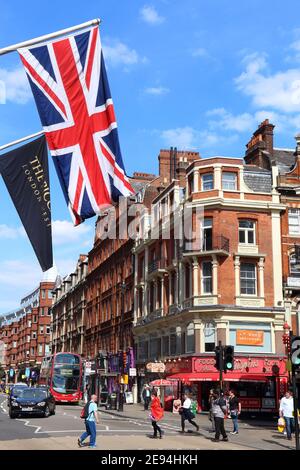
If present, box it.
[180,392,199,433]
[150,390,164,439]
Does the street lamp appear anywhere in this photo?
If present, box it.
[282,322,291,385]
[118,281,127,412]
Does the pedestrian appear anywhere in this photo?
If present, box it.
[211,390,228,442]
[149,390,164,439]
[228,389,241,435]
[208,389,215,432]
[142,384,151,410]
[279,389,295,441]
[78,394,99,448]
[180,392,199,433]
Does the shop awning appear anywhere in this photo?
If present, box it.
[166,372,269,382]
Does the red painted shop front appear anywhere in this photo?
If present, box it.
[166,355,288,413]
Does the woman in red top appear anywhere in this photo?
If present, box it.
[150,390,164,439]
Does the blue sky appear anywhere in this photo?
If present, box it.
[0,0,300,312]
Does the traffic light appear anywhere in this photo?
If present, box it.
[224,345,234,371]
[214,346,222,371]
[291,336,300,369]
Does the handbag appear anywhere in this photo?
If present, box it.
[277,417,285,433]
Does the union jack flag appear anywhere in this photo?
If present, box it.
[18,26,134,225]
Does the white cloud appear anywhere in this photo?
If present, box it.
[160,126,238,151]
[103,40,142,67]
[191,47,209,58]
[235,52,300,113]
[0,224,25,239]
[140,5,165,25]
[0,259,41,290]
[0,67,31,104]
[144,86,170,95]
[207,106,300,137]
[207,108,256,133]
[161,126,198,149]
[0,220,92,246]
[52,220,92,246]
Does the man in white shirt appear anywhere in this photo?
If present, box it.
[279,390,295,440]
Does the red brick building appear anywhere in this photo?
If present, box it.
[245,120,300,335]
[133,130,288,412]
[0,269,57,383]
[67,151,198,403]
[51,255,88,355]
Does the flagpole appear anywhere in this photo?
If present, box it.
[0,18,101,56]
[0,130,44,152]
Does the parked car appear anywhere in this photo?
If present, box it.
[8,386,56,418]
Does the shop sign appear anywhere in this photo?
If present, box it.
[146,362,165,373]
[125,392,133,404]
[165,358,192,374]
[129,368,137,377]
[236,330,264,346]
[239,398,260,408]
[193,356,286,375]
[120,374,128,384]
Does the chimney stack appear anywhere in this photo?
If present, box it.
[245,119,274,169]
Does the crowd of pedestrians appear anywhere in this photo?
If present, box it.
[76,385,298,448]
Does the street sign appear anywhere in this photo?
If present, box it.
[129,368,137,377]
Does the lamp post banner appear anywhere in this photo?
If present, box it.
[0,135,53,271]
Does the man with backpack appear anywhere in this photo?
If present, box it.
[78,394,99,448]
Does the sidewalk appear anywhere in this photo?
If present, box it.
[100,403,277,429]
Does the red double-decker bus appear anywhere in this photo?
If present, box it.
[39,352,82,403]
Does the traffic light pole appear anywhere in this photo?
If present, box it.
[292,366,300,451]
[219,341,223,391]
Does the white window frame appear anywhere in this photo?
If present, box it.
[239,220,256,244]
[186,322,195,353]
[222,171,237,190]
[202,173,214,191]
[201,261,213,294]
[290,253,300,275]
[240,263,257,296]
[288,209,300,235]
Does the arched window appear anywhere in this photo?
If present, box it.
[186,322,195,353]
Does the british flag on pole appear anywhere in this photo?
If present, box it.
[18,26,134,225]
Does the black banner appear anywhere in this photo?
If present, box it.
[0,135,53,271]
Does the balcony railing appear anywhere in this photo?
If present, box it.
[148,258,168,275]
[184,235,229,254]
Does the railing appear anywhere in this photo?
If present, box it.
[184,235,229,253]
[168,304,180,315]
[148,258,168,275]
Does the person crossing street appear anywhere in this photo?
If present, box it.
[78,394,99,448]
